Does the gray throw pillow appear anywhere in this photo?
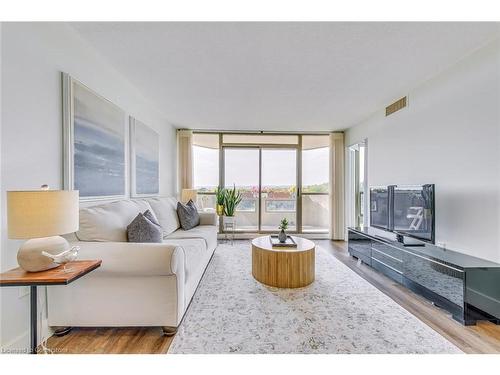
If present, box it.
[143,209,160,226]
[177,199,200,230]
[127,212,163,243]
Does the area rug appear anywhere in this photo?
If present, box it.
[168,241,462,354]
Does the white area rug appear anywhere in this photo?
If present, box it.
[169,241,462,354]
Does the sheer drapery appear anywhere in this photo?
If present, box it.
[329,133,345,240]
[177,129,194,197]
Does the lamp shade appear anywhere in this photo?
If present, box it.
[7,190,79,239]
[181,189,198,203]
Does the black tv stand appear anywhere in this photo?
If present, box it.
[348,226,500,325]
[396,233,425,247]
[402,242,425,247]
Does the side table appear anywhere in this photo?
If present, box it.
[0,260,102,354]
[223,217,236,245]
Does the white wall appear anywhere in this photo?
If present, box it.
[346,37,500,263]
[0,22,176,352]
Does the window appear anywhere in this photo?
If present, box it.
[191,132,331,235]
[193,133,219,213]
[193,133,219,193]
[302,135,330,232]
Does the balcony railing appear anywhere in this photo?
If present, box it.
[196,194,328,233]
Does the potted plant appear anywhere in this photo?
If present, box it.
[215,186,225,216]
[224,184,242,224]
[278,217,289,243]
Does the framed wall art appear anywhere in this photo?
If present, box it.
[130,117,160,197]
[63,73,127,200]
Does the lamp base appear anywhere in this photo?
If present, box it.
[17,236,70,272]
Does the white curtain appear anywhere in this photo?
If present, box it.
[177,129,193,197]
[329,133,345,240]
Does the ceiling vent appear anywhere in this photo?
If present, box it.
[385,96,407,116]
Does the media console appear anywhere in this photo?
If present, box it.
[348,226,500,325]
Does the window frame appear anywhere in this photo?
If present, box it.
[192,132,331,235]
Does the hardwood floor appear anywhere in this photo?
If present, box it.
[318,240,500,354]
[44,240,500,354]
[44,327,174,354]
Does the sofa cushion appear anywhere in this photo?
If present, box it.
[127,213,163,243]
[146,197,180,236]
[69,241,184,277]
[198,211,217,226]
[162,237,208,281]
[77,200,153,242]
[166,225,217,253]
[177,200,200,230]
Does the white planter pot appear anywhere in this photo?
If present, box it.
[223,216,235,225]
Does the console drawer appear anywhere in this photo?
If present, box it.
[372,257,403,283]
[371,239,403,261]
[349,248,372,266]
[371,248,403,273]
[348,230,372,265]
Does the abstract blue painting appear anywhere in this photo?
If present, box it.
[73,82,126,198]
[131,118,159,196]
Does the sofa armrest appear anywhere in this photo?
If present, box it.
[198,211,217,226]
[72,241,185,277]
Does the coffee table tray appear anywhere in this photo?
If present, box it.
[269,235,297,247]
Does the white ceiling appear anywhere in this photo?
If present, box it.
[71,22,499,131]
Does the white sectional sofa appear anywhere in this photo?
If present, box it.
[47,197,217,335]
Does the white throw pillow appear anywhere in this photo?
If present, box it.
[146,197,181,236]
[77,200,153,242]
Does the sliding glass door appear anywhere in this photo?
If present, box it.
[261,148,297,231]
[224,148,260,231]
[223,147,297,232]
[194,132,330,235]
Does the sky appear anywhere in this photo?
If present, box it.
[193,146,329,188]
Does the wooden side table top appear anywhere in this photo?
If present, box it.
[0,260,102,287]
[251,235,315,252]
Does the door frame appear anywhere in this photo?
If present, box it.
[347,139,368,228]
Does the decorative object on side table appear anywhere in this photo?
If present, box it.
[42,246,80,273]
[215,186,225,216]
[269,234,297,247]
[7,186,79,272]
[278,217,289,243]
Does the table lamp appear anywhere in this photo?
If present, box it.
[7,187,79,272]
[181,188,198,204]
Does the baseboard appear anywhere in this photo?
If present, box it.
[1,331,29,354]
[0,319,54,354]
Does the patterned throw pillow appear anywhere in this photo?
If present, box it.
[176,199,200,230]
[127,212,163,243]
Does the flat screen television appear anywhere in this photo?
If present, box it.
[369,186,391,230]
[392,184,435,244]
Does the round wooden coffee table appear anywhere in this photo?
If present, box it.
[251,235,315,288]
